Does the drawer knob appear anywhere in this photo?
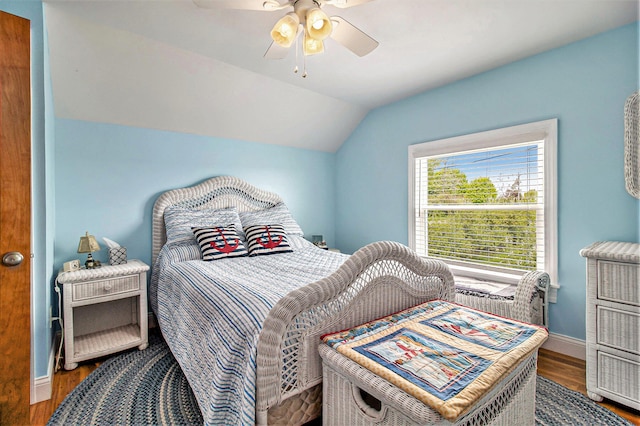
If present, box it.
[104,283,113,291]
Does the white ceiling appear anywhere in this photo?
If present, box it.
[44,0,639,152]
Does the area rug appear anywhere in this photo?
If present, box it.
[48,332,203,426]
[48,332,632,426]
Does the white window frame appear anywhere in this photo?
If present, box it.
[408,119,558,301]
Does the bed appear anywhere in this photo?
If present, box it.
[150,176,455,426]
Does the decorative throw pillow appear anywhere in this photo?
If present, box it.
[162,242,203,262]
[164,206,243,244]
[244,224,293,256]
[239,203,304,236]
[191,225,248,261]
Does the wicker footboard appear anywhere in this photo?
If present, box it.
[256,241,456,425]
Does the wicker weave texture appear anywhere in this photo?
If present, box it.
[57,259,149,283]
[597,352,640,404]
[71,275,139,302]
[624,91,640,199]
[581,241,640,410]
[454,270,550,326]
[320,344,537,426]
[256,241,455,422]
[151,176,283,265]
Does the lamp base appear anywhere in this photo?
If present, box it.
[84,253,101,269]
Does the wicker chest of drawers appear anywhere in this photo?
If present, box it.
[57,259,149,370]
[580,241,640,410]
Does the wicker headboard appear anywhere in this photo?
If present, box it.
[151,176,284,265]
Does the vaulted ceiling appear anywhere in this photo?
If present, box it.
[44,0,638,152]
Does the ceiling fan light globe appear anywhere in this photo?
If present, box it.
[303,30,324,55]
[270,12,299,47]
[306,7,332,40]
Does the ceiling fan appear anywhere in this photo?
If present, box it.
[192,0,379,59]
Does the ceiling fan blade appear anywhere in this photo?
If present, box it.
[330,16,378,57]
[192,0,289,10]
[322,0,374,8]
[264,41,291,59]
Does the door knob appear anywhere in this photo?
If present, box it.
[2,252,24,267]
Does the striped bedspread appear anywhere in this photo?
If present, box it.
[150,236,347,425]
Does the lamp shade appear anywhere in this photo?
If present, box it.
[77,232,101,254]
[303,29,324,55]
[271,12,300,48]
[305,7,332,41]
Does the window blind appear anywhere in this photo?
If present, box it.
[414,141,545,274]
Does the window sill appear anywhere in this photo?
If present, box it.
[447,264,523,286]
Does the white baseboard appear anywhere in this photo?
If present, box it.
[31,332,59,404]
[32,375,52,404]
[542,332,586,360]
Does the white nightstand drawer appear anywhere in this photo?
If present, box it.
[598,261,640,306]
[597,306,640,355]
[72,274,140,301]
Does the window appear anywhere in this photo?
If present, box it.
[409,120,557,298]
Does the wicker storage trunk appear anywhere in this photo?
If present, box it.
[319,344,538,426]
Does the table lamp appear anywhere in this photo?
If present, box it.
[78,231,101,269]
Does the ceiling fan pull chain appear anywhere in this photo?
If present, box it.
[293,27,300,74]
[302,53,308,78]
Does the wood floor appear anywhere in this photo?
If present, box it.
[536,348,639,425]
[31,348,640,425]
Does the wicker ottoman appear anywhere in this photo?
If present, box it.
[319,300,547,426]
[320,344,538,425]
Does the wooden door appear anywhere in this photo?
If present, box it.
[0,10,32,425]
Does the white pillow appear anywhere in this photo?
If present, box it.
[161,242,203,262]
[164,206,243,244]
[239,203,304,236]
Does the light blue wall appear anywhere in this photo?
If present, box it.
[335,23,640,341]
[0,0,53,380]
[54,119,336,270]
[3,0,638,386]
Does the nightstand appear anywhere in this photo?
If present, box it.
[57,259,149,370]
